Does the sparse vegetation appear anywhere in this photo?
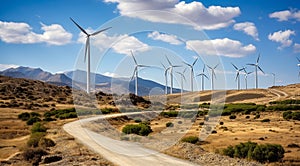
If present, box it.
[283,111,300,120]
[166,122,174,127]
[160,111,178,118]
[261,118,270,122]
[23,147,48,164]
[229,115,236,119]
[181,136,199,144]
[222,141,284,163]
[122,123,152,136]
[31,122,47,133]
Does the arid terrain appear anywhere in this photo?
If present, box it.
[0,75,300,165]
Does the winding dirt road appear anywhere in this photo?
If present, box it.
[63,113,198,166]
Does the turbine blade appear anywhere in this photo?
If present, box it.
[297,57,300,63]
[161,63,166,69]
[131,50,138,65]
[247,63,256,66]
[70,17,89,36]
[204,74,209,79]
[231,63,238,70]
[173,65,182,68]
[91,27,112,36]
[214,63,219,69]
[192,58,198,66]
[235,73,239,81]
[183,61,192,67]
[165,55,172,66]
[257,65,265,74]
[130,67,137,80]
[138,65,151,68]
[84,38,89,62]
[183,67,187,74]
[207,65,212,70]
[202,65,205,72]
[257,53,260,63]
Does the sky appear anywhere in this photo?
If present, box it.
[0,0,300,91]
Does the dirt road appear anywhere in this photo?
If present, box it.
[63,113,198,166]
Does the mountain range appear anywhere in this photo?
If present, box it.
[0,66,180,96]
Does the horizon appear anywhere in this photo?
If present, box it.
[1,0,300,91]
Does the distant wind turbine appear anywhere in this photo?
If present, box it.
[130,50,150,96]
[247,54,264,89]
[176,68,187,95]
[207,64,219,91]
[243,68,252,90]
[183,58,198,92]
[161,63,171,94]
[165,55,181,94]
[231,63,245,90]
[196,65,209,91]
[271,73,275,86]
[297,57,300,77]
[70,17,111,94]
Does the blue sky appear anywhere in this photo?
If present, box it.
[0,0,300,90]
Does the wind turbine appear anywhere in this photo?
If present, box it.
[243,68,252,90]
[183,58,198,92]
[297,57,300,77]
[70,17,111,94]
[161,63,171,94]
[165,56,181,94]
[247,54,264,89]
[231,63,245,90]
[207,64,219,91]
[130,51,150,96]
[176,68,187,95]
[196,65,209,91]
[271,73,275,86]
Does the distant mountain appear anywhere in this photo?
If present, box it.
[0,66,180,96]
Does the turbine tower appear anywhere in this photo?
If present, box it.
[247,54,264,89]
[297,57,300,77]
[130,51,149,96]
[243,68,252,90]
[176,68,187,95]
[161,63,171,94]
[165,55,181,94]
[271,73,275,86]
[183,58,198,92]
[70,18,111,94]
[231,63,245,90]
[196,65,209,91]
[207,64,219,91]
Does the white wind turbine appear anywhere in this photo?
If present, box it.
[247,54,264,89]
[196,65,209,91]
[165,56,181,94]
[70,18,111,94]
[161,63,171,94]
[271,73,275,86]
[297,57,300,77]
[231,63,245,90]
[176,68,187,95]
[207,64,219,91]
[243,68,252,90]
[183,58,198,92]
[130,51,150,96]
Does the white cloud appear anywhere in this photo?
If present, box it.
[103,72,118,77]
[294,43,300,53]
[0,64,19,71]
[268,30,295,49]
[233,22,259,41]
[0,21,72,45]
[147,31,182,45]
[77,29,149,55]
[186,38,256,58]
[104,0,241,30]
[269,9,300,21]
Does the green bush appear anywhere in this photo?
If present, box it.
[23,148,48,163]
[101,107,119,114]
[134,118,142,123]
[58,112,77,119]
[26,117,41,125]
[222,141,284,163]
[181,136,199,144]
[122,123,152,136]
[269,99,300,105]
[166,122,174,127]
[254,114,260,119]
[18,112,31,121]
[27,132,45,147]
[30,112,41,117]
[283,111,300,121]
[31,122,47,133]
[160,111,178,117]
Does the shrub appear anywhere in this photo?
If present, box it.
[27,132,45,147]
[222,142,284,163]
[31,122,47,133]
[39,138,55,148]
[27,117,41,125]
[245,115,250,119]
[199,122,204,126]
[181,136,199,144]
[160,111,178,117]
[166,122,174,127]
[254,114,260,119]
[101,107,119,114]
[122,123,152,136]
[283,111,300,121]
[261,119,270,122]
[18,112,31,121]
[219,121,224,125]
[287,143,300,148]
[58,112,77,119]
[23,148,48,163]
[211,130,217,134]
[43,117,56,122]
[134,118,142,123]
[30,112,41,117]
[229,115,236,119]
